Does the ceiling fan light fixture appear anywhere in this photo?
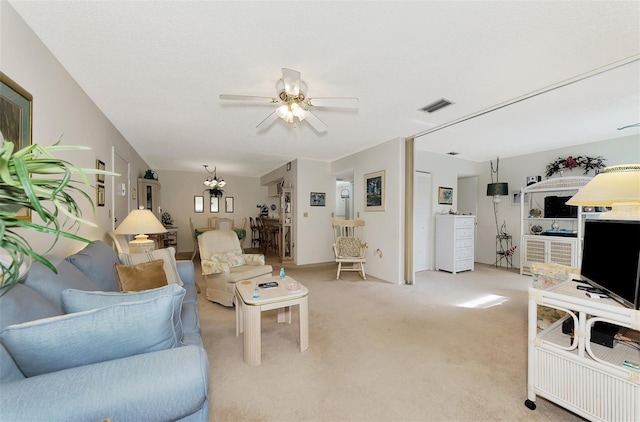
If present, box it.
[276,104,289,118]
[298,80,308,101]
[276,79,286,101]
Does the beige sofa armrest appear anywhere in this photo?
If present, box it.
[243,254,265,266]
[201,259,231,276]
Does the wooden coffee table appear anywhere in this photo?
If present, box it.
[235,276,309,365]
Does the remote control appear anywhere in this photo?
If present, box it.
[576,285,606,295]
[258,282,279,289]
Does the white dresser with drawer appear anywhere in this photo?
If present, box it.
[435,214,475,274]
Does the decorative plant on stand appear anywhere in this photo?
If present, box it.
[0,138,112,295]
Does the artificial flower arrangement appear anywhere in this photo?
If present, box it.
[545,155,605,178]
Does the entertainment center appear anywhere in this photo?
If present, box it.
[520,177,597,275]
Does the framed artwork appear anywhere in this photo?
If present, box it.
[510,191,529,206]
[225,197,234,213]
[310,192,325,206]
[1,72,33,222]
[96,185,105,207]
[194,195,204,213]
[364,170,385,211]
[438,187,453,205]
[210,196,219,213]
[96,159,105,183]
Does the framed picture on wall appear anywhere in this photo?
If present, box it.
[96,185,105,207]
[364,170,385,211]
[1,72,33,222]
[438,187,453,205]
[310,192,325,206]
[96,160,106,183]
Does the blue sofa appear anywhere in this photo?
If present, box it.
[0,241,209,421]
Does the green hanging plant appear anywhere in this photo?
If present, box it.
[545,155,605,178]
[207,187,225,198]
[0,138,115,295]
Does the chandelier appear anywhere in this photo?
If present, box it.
[203,165,226,197]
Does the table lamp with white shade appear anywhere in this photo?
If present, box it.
[115,206,167,253]
[566,164,640,220]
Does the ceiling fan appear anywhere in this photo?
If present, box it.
[219,68,358,133]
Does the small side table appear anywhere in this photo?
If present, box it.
[235,277,309,365]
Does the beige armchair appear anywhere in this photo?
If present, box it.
[198,229,273,306]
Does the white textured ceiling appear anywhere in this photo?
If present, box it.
[9,1,640,177]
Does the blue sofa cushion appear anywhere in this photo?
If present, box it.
[66,241,121,291]
[119,247,184,286]
[62,284,186,344]
[0,283,61,329]
[0,295,176,377]
[22,257,100,313]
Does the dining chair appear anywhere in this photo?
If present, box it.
[249,217,260,249]
[216,218,234,231]
[208,217,219,229]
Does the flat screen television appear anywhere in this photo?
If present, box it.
[544,195,578,218]
[580,219,640,310]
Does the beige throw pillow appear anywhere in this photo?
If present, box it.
[115,259,168,292]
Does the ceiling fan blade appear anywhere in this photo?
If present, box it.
[256,110,279,130]
[306,97,359,108]
[220,94,278,103]
[282,68,301,96]
[304,111,328,133]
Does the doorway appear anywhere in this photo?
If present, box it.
[335,171,354,220]
[414,171,432,272]
[112,147,130,230]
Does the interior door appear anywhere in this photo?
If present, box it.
[112,147,130,230]
[414,171,432,271]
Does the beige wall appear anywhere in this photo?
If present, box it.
[156,170,269,253]
[475,134,640,268]
[1,2,149,256]
[332,137,405,284]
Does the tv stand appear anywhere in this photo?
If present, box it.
[526,280,640,420]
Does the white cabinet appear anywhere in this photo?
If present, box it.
[435,214,475,274]
[526,280,640,420]
[521,236,577,275]
[520,177,593,275]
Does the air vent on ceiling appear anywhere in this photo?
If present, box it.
[447,152,460,156]
[420,98,453,113]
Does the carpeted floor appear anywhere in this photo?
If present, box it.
[192,256,582,421]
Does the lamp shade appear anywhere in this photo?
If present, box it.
[487,182,509,197]
[566,164,640,219]
[115,207,167,235]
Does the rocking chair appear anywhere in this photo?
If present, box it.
[332,219,367,280]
